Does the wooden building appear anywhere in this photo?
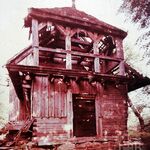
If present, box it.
[2,6,150,148]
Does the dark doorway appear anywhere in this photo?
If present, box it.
[73,94,96,137]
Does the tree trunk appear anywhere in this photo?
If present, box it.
[127,98,145,131]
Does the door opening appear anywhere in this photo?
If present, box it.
[73,94,96,137]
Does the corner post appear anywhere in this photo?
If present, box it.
[116,37,125,75]
[93,40,100,73]
[65,27,72,69]
[32,19,39,66]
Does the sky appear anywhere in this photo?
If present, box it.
[0,0,149,125]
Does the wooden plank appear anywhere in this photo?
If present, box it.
[32,77,41,117]
[44,77,49,117]
[58,91,62,117]
[42,76,48,117]
[66,89,73,137]
[41,77,46,117]
[48,82,54,117]
[32,19,39,66]
[34,124,64,129]
[35,117,67,124]
[61,91,67,117]
[54,79,59,117]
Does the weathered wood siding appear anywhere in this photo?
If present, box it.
[9,75,128,139]
[101,83,128,136]
[31,76,69,141]
[9,82,20,121]
[31,76,67,118]
[9,82,27,121]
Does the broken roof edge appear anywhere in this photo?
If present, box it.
[24,7,127,39]
[125,63,150,92]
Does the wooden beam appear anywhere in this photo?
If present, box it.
[32,19,39,66]
[105,62,119,74]
[115,37,125,76]
[39,47,122,62]
[38,22,46,32]
[119,61,125,76]
[115,38,124,59]
[60,36,91,46]
[7,64,128,82]
[55,40,89,53]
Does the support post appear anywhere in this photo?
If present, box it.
[66,89,73,137]
[115,37,125,75]
[65,29,72,69]
[32,19,39,66]
[93,41,100,72]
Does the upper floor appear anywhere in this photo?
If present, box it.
[20,7,127,76]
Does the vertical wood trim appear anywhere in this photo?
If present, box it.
[115,37,125,75]
[93,41,100,72]
[32,77,41,117]
[116,38,124,59]
[95,95,99,136]
[96,82,103,137]
[48,82,55,117]
[41,77,44,117]
[65,34,72,69]
[45,77,49,118]
[32,19,39,66]
[99,117,103,137]
[31,81,33,119]
[67,89,73,137]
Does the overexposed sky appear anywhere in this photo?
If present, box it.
[0,0,124,67]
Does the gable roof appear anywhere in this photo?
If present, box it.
[24,7,127,38]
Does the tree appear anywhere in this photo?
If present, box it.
[119,0,150,28]
[119,0,150,67]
